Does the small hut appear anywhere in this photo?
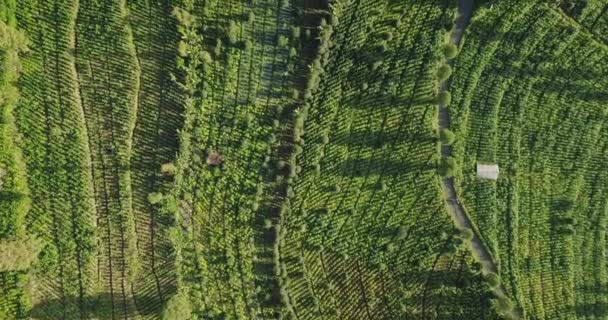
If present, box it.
[476,163,499,180]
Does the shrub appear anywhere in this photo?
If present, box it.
[214,39,223,56]
[438,157,457,177]
[461,228,474,241]
[436,64,452,81]
[437,91,452,106]
[439,128,456,145]
[161,162,177,175]
[292,26,301,39]
[278,35,289,47]
[227,21,239,44]
[443,43,458,59]
[264,219,273,229]
[247,11,255,24]
[148,192,164,205]
[178,41,188,57]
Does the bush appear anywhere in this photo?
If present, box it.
[437,64,452,81]
[461,228,474,241]
[148,192,163,205]
[227,21,239,44]
[437,91,452,106]
[439,128,456,145]
[178,41,188,57]
[278,35,289,47]
[438,157,457,177]
[161,162,177,175]
[162,292,192,320]
[443,43,458,59]
[264,219,273,229]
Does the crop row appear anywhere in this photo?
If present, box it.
[14,0,98,318]
[450,1,608,318]
[125,0,183,317]
[169,0,306,318]
[273,0,502,319]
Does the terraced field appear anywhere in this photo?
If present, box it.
[0,0,607,319]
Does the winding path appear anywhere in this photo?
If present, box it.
[438,0,514,305]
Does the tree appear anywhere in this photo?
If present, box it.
[438,157,457,177]
[439,128,456,145]
[162,292,192,320]
[0,236,42,271]
[437,64,452,81]
[443,43,458,59]
[437,91,452,106]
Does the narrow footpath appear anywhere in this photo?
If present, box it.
[438,0,514,306]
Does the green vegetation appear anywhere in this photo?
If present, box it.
[1,0,607,319]
[450,1,608,318]
[0,236,42,271]
[439,128,456,145]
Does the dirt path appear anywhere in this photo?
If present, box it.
[438,0,513,301]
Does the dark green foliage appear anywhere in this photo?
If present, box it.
[438,157,457,177]
[437,91,452,106]
[437,64,452,81]
[442,43,458,59]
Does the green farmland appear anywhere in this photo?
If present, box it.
[0,0,607,319]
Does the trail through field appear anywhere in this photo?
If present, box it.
[438,0,512,300]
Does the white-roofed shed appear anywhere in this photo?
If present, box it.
[477,163,499,180]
